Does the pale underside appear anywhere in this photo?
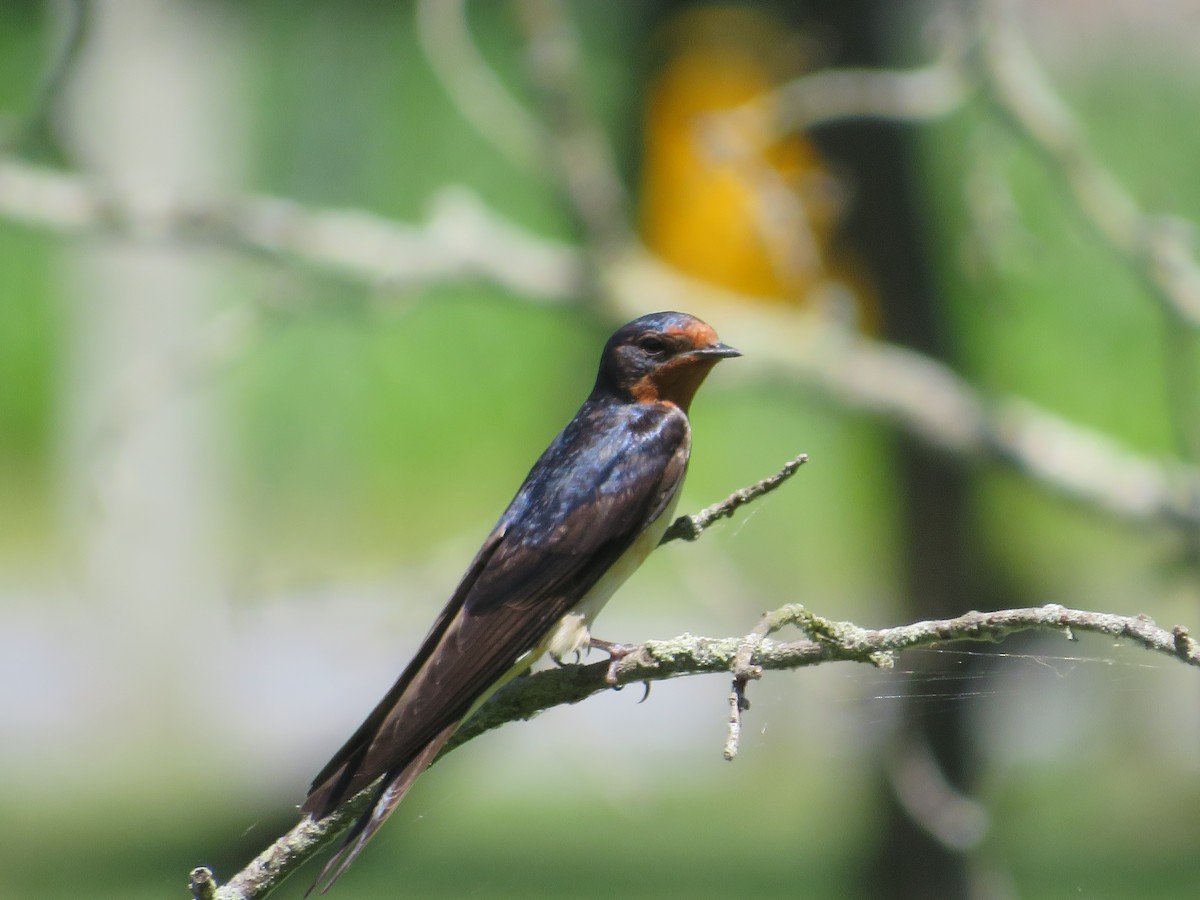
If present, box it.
[460,480,684,721]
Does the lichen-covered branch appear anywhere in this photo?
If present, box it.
[723,604,814,760]
[191,602,1199,900]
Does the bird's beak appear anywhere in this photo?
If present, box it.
[690,341,742,360]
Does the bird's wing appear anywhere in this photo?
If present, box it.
[301,524,508,814]
[303,402,689,819]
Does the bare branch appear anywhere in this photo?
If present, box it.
[513,0,631,258]
[978,4,1200,329]
[680,25,971,299]
[13,0,91,160]
[2,156,1198,531]
[723,604,813,760]
[787,317,1200,527]
[975,0,1200,527]
[722,676,750,763]
[660,453,808,545]
[414,0,544,172]
[195,602,1199,899]
[741,56,969,137]
[885,731,990,851]
[0,158,582,298]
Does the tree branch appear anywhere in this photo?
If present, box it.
[191,601,1199,900]
[0,158,583,299]
[414,0,545,172]
[978,3,1200,329]
[660,452,808,545]
[3,154,1199,533]
[975,0,1200,546]
[514,0,632,258]
[717,35,970,139]
[723,605,813,760]
[11,0,91,161]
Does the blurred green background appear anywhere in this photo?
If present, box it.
[1,1,1198,898]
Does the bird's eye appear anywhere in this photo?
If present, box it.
[637,335,669,356]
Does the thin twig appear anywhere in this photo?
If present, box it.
[724,603,813,760]
[685,24,971,297]
[14,0,91,160]
[414,0,544,172]
[976,0,1200,550]
[661,453,808,544]
[733,58,969,139]
[513,0,631,261]
[885,731,990,851]
[722,678,748,763]
[978,4,1200,329]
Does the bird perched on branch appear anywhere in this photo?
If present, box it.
[302,311,740,892]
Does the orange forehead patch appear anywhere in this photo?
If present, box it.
[664,320,719,348]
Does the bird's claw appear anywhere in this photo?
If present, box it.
[549,649,584,668]
[590,637,634,686]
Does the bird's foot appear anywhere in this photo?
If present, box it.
[589,637,642,693]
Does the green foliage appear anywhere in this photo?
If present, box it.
[0,4,1198,899]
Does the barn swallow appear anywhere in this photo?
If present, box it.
[301,311,739,892]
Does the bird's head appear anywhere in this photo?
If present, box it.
[595,311,741,412]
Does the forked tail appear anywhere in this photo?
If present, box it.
[304,720,459,895]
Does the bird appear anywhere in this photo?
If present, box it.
[301,311,740,892]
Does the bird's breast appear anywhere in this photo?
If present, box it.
[542,481,684,660]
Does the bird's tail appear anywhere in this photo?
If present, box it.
[305,720,460,896]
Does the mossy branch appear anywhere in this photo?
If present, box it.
[192,597,1199,899]
[189,455,1200,898]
